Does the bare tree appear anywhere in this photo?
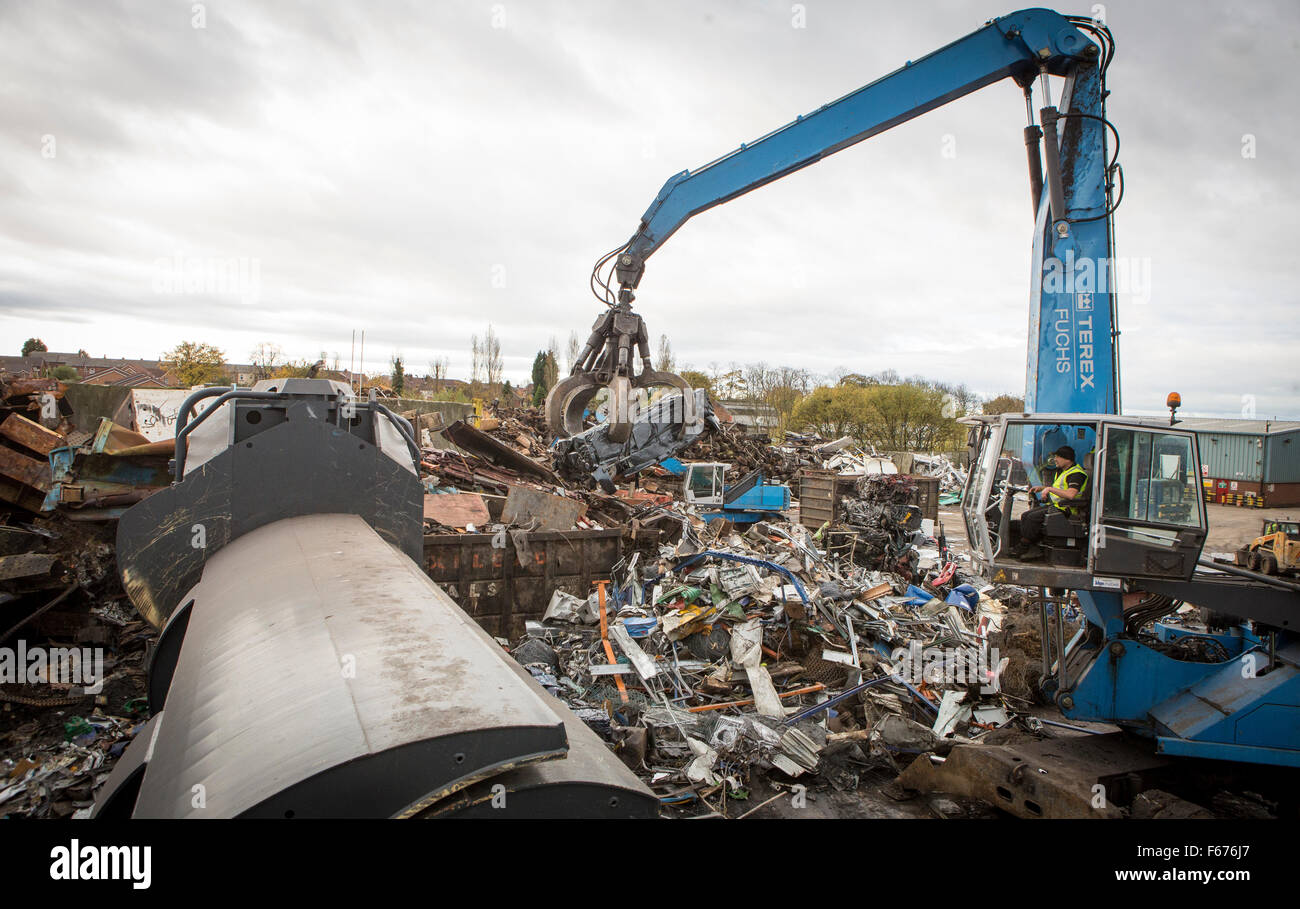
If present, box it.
[470,335,483,389]
[743,362,772,408]
[483,324,503,389]
[935,381,979,417]
[250,342,283,380]
[654,334,676,373]
[566,331,580,374]
[429,356,449,391]
[717,362,744,398]
[767,365,813,430]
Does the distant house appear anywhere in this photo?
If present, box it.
[718,398,778,430]
[81,362,171,388]
[0,350,261,388]
[11,351,173,386]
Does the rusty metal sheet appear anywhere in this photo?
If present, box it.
[442,420,559,483]
[502,485,587,530]
[423,492,491,529]
[0,552,57,582]
[3,377,66,400]
[0,414,66,456]
[424,529,621,640]
[798,468,837,532]
[0,444,52,493]
[894,732,1166,818]
[0,478,47,513]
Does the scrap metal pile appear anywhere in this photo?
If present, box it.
[0,382,1000,818]
[909,452,968,502]
[0,409,159,815]
[827,474,925,577]
[504,506,1041,818]
[0,378,187,818]
[678,423,802,489]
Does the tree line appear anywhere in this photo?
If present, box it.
[21,336,1026,449]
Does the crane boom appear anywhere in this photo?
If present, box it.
[552,8,1122,444]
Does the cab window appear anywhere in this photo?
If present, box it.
[1103,430,1199,527]
[688,466,720,498]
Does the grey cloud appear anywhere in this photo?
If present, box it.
[0,0,1295,417]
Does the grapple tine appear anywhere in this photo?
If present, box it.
[632,369,700,436]
[545,374,603,439]
[604,375,633,443]
[548,300,701,442]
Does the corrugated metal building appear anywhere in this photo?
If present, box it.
[1176,418,1300,507]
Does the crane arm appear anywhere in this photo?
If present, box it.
[611,8,1102,290]
[551,8,1120,445]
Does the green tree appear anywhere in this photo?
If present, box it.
[530,351,547,404]
[530,350,558,406]
[656,334,675,372]
[678,369,716,399]
[391,355,405,397]
[792,379,961,451]
[272,359,319,378]
[49,365,79,382]
[791,385,873,438]
[21,338,47,357]
[859,382,954,450]
[983,393,1025,415]
[162,341,228,387]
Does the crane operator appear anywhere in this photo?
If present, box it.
[1014,446,1089,560]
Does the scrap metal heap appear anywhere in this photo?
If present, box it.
[827,475,925,577]
[551,390,717,492]
[3,379,1287,819]
[505,509,1036,818]
[0,375,170,818]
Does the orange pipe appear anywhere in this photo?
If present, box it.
[595,580,628,704]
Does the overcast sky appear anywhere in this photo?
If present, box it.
[2,0,1296,418]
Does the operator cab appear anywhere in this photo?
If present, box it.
[1263,520,1300,540]
[962,414,1208,590]
[683,461,728,507]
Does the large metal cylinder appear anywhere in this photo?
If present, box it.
[95,382,657,818]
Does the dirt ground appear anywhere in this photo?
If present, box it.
[1200,504,1298,554]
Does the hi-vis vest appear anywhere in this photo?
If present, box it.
[1048,464,1089,514]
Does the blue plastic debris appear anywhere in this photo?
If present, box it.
[944,584,979,612]
[904,585,934,607]
[621,617,658,638]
